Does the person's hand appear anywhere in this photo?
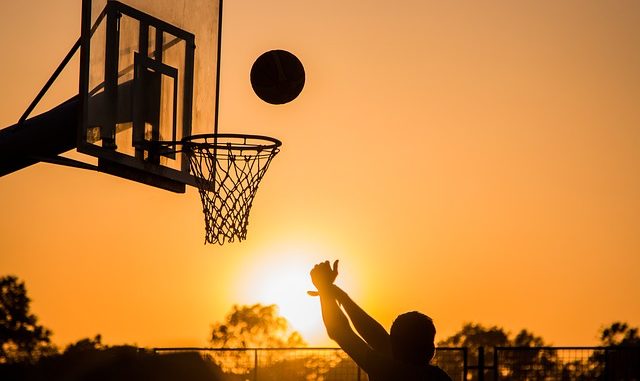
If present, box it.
[308,260,339,296]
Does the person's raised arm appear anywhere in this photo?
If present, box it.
[308,260,391,353]
[310,262,375,371]
[332,285,391,354]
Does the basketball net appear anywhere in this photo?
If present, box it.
[185,134,281,244]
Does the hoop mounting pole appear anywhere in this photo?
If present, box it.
[213,0,224,136]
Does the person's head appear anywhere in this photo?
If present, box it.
[390,311,436,365]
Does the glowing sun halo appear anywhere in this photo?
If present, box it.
[240,254,327,345]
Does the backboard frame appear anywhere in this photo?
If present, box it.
[79,0,220,192]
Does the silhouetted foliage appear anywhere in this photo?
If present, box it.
[0,275,55,364]
[63,334,105,354]
[209,304,306,376]
[599,322,640,347]
[439,322,640,380]
[439,323,552,380]
[210,303,306,348]
[511,329,545,347]
[222,349,351,381]
[197,348,351,381]
[0,341,223,381]
[585,322,640,380]
[438,323,511,350]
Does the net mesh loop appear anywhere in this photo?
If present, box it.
[184,134,281,244]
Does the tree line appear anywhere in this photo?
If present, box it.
[1,274,638,380]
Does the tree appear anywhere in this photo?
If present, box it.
[0,343,224,381]
[599,322,640,347]
[438,323,511,350]
[63,334,105,354]
[590,322,640,380]
[0,275,55,364]
[438,323,553,380]
[209,304,306,375]
[210,303,306,348]
[511,329,545,347]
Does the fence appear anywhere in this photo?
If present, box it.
[153,347,468,381]
[465,346,640,381]
[153,346,639,381]
[492,346,640,381]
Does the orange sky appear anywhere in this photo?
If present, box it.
[1,0,639,349]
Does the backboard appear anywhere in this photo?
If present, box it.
[79,0,221,192]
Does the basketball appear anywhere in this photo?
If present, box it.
[250,50,305,105]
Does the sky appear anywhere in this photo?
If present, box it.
[1,0,639,349]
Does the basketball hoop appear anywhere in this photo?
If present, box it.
[174,133,281,245]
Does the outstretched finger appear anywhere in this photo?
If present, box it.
[307,290,320,297]
[332,259,339,274]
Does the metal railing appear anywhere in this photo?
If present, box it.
[153,347,468,381]
[463,346,640,381]
[493,346,640,381]
[153,346,639,381]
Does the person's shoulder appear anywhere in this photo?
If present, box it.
[426,364,453,381]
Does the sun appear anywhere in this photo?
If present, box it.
[255,268,320,333]
[238,249,330,346]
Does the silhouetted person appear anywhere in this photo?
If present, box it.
[309,260,452,381]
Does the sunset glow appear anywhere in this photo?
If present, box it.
[236,247,330,345]
[1,0,639,351]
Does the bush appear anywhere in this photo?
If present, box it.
[0,346,223,381]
